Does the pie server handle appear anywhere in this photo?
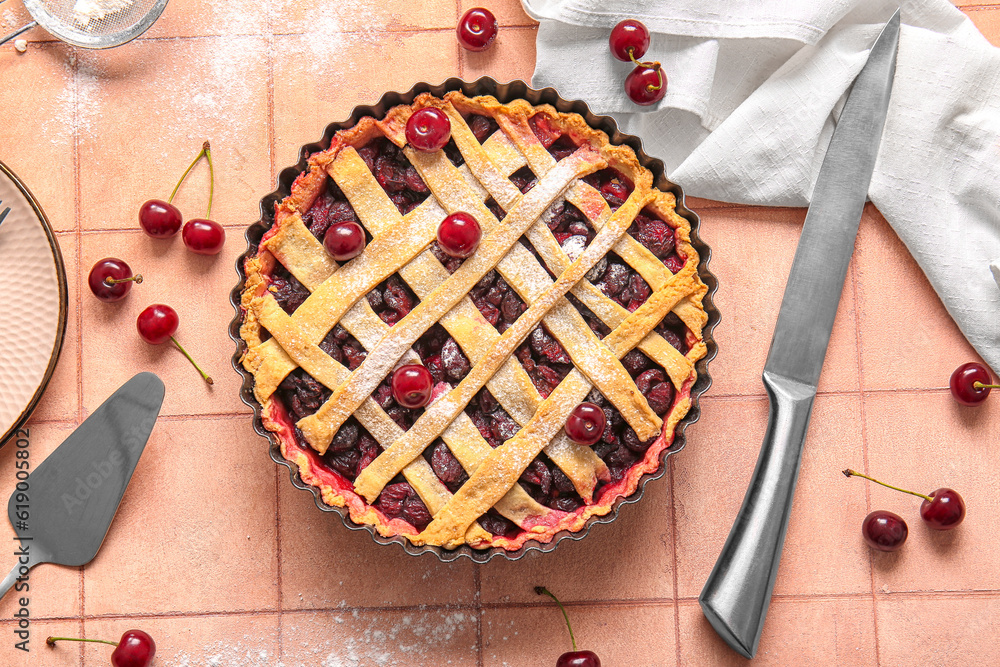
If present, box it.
[698,371,815,659]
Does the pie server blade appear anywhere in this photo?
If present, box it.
[0,372,164,600]
[699,10,899,658]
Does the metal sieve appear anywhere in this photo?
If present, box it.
[0,0,167,49]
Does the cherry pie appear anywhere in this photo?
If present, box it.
[239,90,710,552]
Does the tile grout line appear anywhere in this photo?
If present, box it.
[849,240,881,664]
[70,42,87,654]
[667,456,683,666]
[265,2,284,659]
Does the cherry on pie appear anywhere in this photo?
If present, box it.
[238,90,710,552]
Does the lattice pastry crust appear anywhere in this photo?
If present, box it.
[240,92,709,550]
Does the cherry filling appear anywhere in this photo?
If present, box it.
[268,118,696,537]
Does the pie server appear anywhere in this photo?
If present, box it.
[0,372,164,600]
[699,11,899,659]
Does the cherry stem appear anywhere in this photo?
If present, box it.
[628,50,664,92]
[103,274,143,287]
[535,586,576,652]
[168,140,212,209]
[973,381,1000,389]
[170,335,214,385]
[204,141,214,219]
[843,469,932,502]
[46,636,117,647]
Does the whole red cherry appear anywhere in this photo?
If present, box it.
[609,19,649,62]
[557,650,601,667]
[182,218,225,255]
[949,362,997,406]
[437,212,481,258]
[139,199,182,238]
[625,64,666,105]
[406,107,452,152]
[391,364,434,408]
[920,488,966,530]
[88,257,142,302]
[46,629,156,667]
[457,7,498,51]
[324,221,366,261]
[565,402,605,445]
[111,630,156,667]
[861,510,908,552]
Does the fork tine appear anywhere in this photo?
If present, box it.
[0,207,10,227]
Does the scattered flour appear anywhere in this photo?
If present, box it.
[73,0,133,26]
[161,611,475,667]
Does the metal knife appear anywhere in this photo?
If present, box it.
[0,372,165,600]
[699,10,900,659]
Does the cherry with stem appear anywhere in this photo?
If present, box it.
[950,362,998,406]
[137,304,214,385]
[48,629,155,667]
[843,469,966,530]
[624,47,666,106]
[535,586,601,667]
[88,257,143,302]
[139,141,211,238]
[181,141,225,255]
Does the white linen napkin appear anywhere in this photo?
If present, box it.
[524,0,1000,375]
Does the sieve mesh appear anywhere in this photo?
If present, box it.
[21,0,167,48]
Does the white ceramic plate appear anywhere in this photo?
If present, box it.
[0,161,67,447]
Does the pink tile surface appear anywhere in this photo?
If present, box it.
[1,1,997,665]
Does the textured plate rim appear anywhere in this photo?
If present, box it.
[228,76,721,563]
[0,160,69,449]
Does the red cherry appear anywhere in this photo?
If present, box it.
[391,364,433,408]
[182,218,225,255]
[557,651,601,667]
[457,7,497,52]
[111,630,156,667]
[565,402,605,445]
[88,258,142,302]
[861,510,908,551]
[45,629,155,667]
[324,221,366,261]
[406,108,452,153]
[138,199,182,238]
[437,212,481,258]
[137,304,213,384]
[609,19,649,62]
[920,488,966,530]
[949,362,997,406]
[625,64,666,106]
[137,304,178,345]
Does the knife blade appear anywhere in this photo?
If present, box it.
[699,10,900,659]
[0,372,165,600]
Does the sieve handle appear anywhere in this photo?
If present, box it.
[0,21,37,46]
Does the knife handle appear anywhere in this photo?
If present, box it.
[699,371,816,658]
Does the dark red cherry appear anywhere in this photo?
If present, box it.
[557,651,601,667]
[437,212,481,258]
[861,510,908,552]
[88,257,142,302]
[139,199,182,238]
[949,362,996,406]
[136,304,178,345]
[391,364,434,408]
[920,488,966,530]
[457,7,498,52]
[625,64,666,106]
[565,402,605,445]
[406,108,452,152]
[324,221,366,261]
[182,218,225,255]
[111,630,156,667]
[609,19,649,62]
[45,629,155,667]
